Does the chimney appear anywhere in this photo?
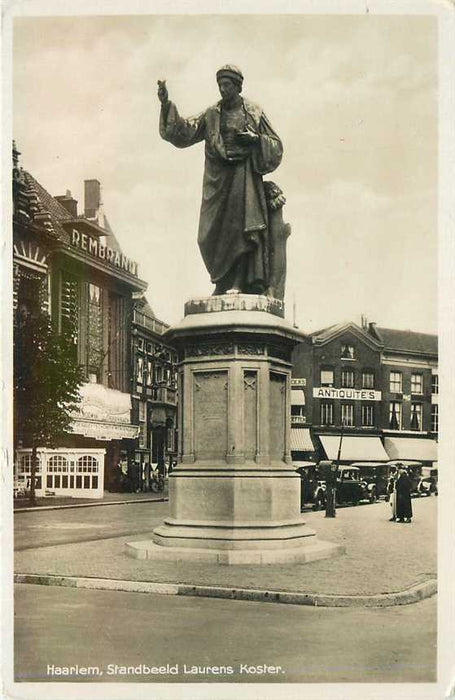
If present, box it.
[84,179,101,219]
[55,190,78,217]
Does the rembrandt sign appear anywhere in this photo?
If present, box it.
[71,229,138,276]
[313,387,382,401]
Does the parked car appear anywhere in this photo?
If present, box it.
[415,467,438,496]
[309,465,370,510]
[294,463,325,510]
[349,462,391,500]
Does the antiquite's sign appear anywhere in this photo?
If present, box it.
[313,387,382,401]
[71,229,138,276]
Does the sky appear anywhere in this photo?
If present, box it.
[12,12,438,334]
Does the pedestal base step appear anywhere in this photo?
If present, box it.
[125,539,344,566]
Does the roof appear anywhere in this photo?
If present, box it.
[310,321,383,350]
[372,327,438,357]
[23,171,73,244]
[22,172,146,286]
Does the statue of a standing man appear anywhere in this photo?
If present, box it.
[158,66,285,297]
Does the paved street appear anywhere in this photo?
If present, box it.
[14,496,437,596]
[14,583,436,684]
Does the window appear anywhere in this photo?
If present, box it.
[389,371,402,393]
[291,405,305,423]
[167,427,175,452]
[341,369,354,388]
[320,402,334,425]
[320,369,334,386]
[137,338,144,351]
[291,405,305,416]
[86,282,103,379]
[432,375,438,395]
[411,373,423,395]
[389,402,402,430]
[341,403,354,426]
[362,404,374,427]
[138,401,147,422]
[362,371,375,389]
[410,403,423,431]
[341,344,354,359]
[77,456,100,473]
[136,356,144,384]
[146,361,153,387]
[60,272,79,345]
[138,401,147,448]
[431,404,438,433]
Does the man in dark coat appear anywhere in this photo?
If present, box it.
[158,65,283,295]
[395,466,413,523]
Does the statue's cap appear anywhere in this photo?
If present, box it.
[216,65,244,87]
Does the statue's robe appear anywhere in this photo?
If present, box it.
[160,98,283,293]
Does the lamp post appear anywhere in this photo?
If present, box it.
[324,419,345,518]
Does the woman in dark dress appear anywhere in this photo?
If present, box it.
[395,467,413,523]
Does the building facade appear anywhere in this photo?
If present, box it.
[13,143,152,496]
[290,319,438,465]
[130,299,178,491]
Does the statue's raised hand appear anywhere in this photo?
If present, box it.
[157,80,169,104]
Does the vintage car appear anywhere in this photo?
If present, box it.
[294,463,325,510]
[349,462,391,500]
[307,465,370,510]
[415,467,438,496]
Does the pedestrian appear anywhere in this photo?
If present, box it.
[388,470,397,521]
[395,466,413,523]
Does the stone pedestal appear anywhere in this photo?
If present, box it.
[126,295,343,565]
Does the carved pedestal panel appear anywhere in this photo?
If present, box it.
[126,295,343,565]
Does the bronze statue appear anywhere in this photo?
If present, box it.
[158,66,290,300]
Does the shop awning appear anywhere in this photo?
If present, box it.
[291,389,306,406]
[319,435,389,461]
[290,428,314,452]
[384,437,438,462]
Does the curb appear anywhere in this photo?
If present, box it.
[14,573,437,608]
[14,497,168,513]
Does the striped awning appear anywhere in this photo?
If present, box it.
[384,437,437,462]
[319,435,389,461]
[290,428,314,452]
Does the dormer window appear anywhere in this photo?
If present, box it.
[341,344,355,360]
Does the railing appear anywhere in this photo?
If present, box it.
[133,310,169,336]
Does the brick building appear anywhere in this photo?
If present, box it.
[290,319,438,465]
[131,298,178,490]
[13,143,151,496]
